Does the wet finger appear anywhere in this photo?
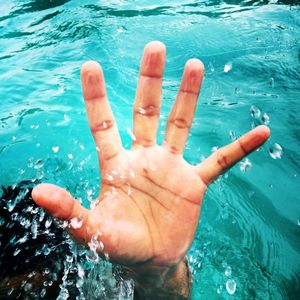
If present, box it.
[164,59,204,154]
[132,41,166,148]
[81,61,122,167]
[32,183,91,242]
[196,125,270,185]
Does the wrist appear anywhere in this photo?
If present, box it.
[125,258,192,299]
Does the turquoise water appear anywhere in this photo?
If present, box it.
[0,0,299,299]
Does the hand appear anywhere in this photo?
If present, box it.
[32,41,270,298]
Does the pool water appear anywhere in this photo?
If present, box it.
[0,0,299,299]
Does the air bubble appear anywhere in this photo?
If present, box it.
[269,143,283,159]
[68,153,73,160]
[270,77,274,88]
[226,278,236,295]
[240,158,252,172]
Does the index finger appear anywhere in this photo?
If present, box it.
[196,125,270,185]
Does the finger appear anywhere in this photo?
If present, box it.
[81,61,122,167]
[32,183,91,242]
[132,41,166,148]
[164,59,204,154]
[196,125,270,185]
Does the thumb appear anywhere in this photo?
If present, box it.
[32,183,90,242]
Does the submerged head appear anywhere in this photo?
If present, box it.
[0,181,71,298]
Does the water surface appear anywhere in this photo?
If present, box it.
[0,0,299,299]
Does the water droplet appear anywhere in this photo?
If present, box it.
[34,159,44,169]
[226,279,236,295]
[61,220,69,229]
[24,283,33,292]
[105,174,114,181]
[250,105,261,119]
[13,248,21,256]
[240,158,252,172]
[64,114,70,122]
[269,143,283,159]
[43,268,50,275]
[225,265,232,277]
[126,128,136,141]
[217,285,223,294]
[66,255,73,263]
[229,130,235,141]
[224,62,232,73]
[211,146,218,153]
[18,234,28,244]
[261,112,270,124]
[68,153,73,160]
[137,107,146,114]
[40,288,46,298]
[78,264,85,278]
[208,62,215,72]
[42,244,51,255]
[39,210,45,222]
[90,198,100,210]
[36,143,41,148]
[7,288,14,295]
[117,27,125,33]
[45,218,52,228]
[31,219,38,239]
[70,217,83,229]
[52,146,59,153]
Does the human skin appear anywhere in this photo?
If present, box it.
[31,41,270,298]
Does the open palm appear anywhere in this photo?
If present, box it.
[32,41,270,271]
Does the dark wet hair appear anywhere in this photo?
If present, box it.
[0,180,70,298]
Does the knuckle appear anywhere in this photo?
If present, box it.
[135,104,160,117]
[91,119,114,133]
[170,117,190,129]
[215,150,229,170]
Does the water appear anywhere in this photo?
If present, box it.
[0,0,299,299]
